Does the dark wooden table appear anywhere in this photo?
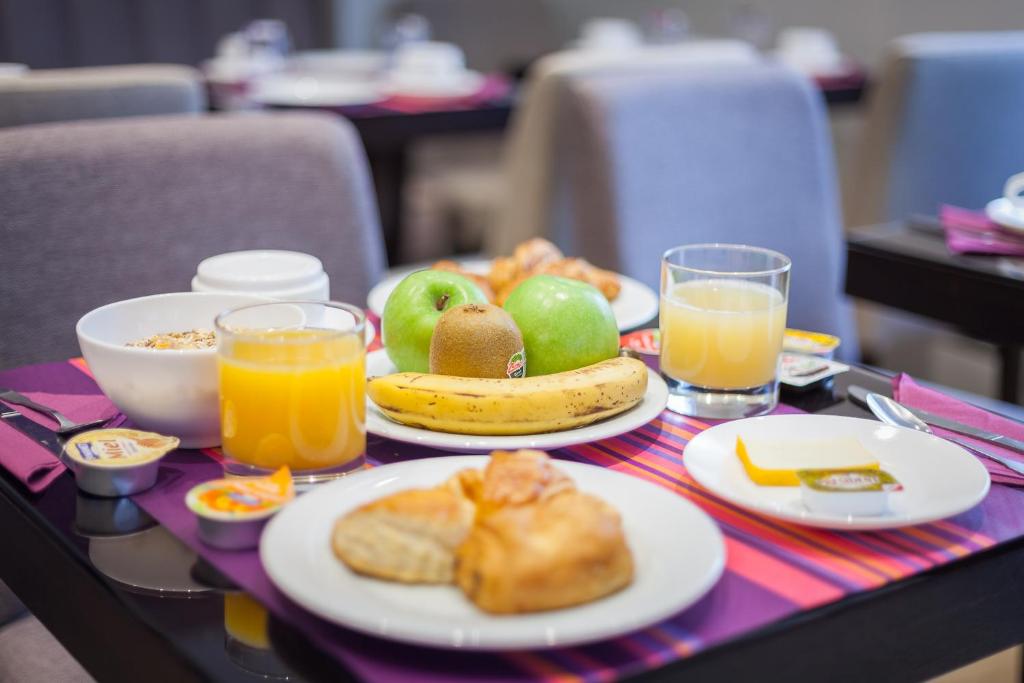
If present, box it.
[846,219,1024,403]
[2,365,1022,682]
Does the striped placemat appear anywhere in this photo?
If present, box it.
[37,356,1020,683]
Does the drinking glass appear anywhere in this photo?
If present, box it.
[215,301,366,483]
[660,244,790,418]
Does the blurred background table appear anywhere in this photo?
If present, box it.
[846,218,1024,403]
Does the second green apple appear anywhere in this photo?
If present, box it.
[503,274,619,376]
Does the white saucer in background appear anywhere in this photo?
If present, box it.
[382,70,486,99]
[985,197,1024,233]
[251,74,385,107]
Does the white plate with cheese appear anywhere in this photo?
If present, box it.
[684,414,990,530]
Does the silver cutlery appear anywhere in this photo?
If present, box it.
[0,403,65,457]
[862,391,1024,477]
[847,385,1024,456]
[0,389,109,435]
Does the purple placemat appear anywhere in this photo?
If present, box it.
[5,360,1023,683]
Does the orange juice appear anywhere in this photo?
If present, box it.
[218,329,365,471]
[660,279,787,389]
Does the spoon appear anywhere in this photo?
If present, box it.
[865,392,1024,476]
[0,389,110,435]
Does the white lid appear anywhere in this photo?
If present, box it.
[195,250,325,293]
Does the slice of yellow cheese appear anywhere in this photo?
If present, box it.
[735,436,879,486]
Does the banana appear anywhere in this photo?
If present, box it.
[367,356,649,435]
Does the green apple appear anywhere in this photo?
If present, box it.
[502,274,619,376]
[383,270,487,372]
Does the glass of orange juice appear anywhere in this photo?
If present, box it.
[660,244,790,418]
[215,301,366,482]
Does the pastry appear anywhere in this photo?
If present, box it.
[331,469,480,583]
[431,260,495,302]
[455,489,634,613]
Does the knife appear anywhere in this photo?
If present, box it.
[847,385,1024,456]
[0,402,66,458]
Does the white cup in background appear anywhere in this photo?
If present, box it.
[191,250,329,301]
[391,41,466,83]
[775,27,843,75]
[1004,172,1024,212]
[577,18,643,51]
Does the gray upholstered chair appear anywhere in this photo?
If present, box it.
[851,31,1024,226]
[0,65,206,128]
[0,112,385,368]
[514,60,857,358]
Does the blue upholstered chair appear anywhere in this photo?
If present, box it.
[852,31,1024,225]
[538,61,857,359]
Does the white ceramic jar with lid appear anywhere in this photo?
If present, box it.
[192,250,329,300]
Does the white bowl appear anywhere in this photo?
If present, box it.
[76,292,269,448]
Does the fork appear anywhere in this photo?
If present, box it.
[0,389,110,435]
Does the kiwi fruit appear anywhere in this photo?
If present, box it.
[429,303,526,378]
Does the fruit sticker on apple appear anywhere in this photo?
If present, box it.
[502,275,619,376]
[383,270,487,372]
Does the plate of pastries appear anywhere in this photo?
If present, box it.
[367,239,660,332]
[261,450,725,649]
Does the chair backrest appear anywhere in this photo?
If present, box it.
[851,32,1024,226]
[0,65,206,128]
[490,41,758,257]
[515,60,857,357]
[0,112,385,368]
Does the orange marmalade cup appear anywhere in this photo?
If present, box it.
[215,301,366,483]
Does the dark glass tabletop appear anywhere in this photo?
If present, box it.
[2,365,1022,683]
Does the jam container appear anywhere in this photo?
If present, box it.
[186,467,294,550]
[63,429,178,497]
[797,468,902,517]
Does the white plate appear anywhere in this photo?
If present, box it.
[365,349,668,452]
[251,75,385,107]
[367,259,659,332]
[684,414,990,530]
[260,455,725,649]
[985,197,1024,233]
[382,71,485,99]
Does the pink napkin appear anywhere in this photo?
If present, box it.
[940,204,1024,256]
[0,392,123,493]
[893,374,1024,486]
[376,73,511,114]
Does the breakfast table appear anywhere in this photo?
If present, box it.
[2,342,1023,682]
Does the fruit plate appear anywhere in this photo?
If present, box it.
[366,258,659,332]
[365,349,669,452]
[261,455,725,650]
[684,414,991,530]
